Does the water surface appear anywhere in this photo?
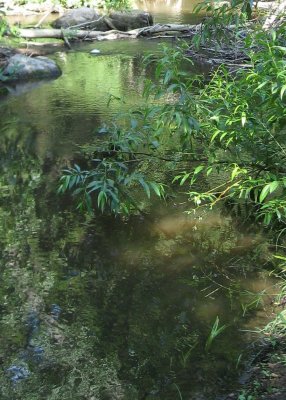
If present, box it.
[0,2,279,399]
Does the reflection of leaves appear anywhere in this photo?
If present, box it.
[179,275,201,287]
[176,331,199,368]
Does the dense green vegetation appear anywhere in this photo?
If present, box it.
[60,11,286,228]
[58,6,286,397]
[11,0,130,10]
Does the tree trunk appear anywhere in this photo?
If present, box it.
[14,24,197,41]
[17,28,133,40]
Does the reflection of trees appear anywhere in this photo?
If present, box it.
[134,0,198,13]
[0,133,246,399]
[0,107,264,398]
[136,0,183,8]
[133,0,202,24]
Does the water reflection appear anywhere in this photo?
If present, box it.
[134,0,202,24]
[3,79,55,97]
[0,4,279,398]
[0,132,277,398]
[0,50,152,157]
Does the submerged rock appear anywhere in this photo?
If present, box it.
[1,54,61,82]
[52,8,153,32]
[51,304,62,320]
[25,310,40,341]
[6,365,30,383]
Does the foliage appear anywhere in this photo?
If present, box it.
[103,0,130,11]
[0,11,9,38]
[58,161,164,214]
[12,0,130,10]
[60,20,286,226]
[174,26,286,227]
[58,121,165,214]
[193,0,249,47]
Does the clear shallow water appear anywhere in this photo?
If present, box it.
[1,37,206,156]
[0,2,280,399]
[1,46,151,156]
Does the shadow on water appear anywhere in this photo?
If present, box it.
[0,2,280,399]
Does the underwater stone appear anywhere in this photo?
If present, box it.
[63,270,80,280]
[6,365,30,383]
[51,304,62,320]
[21,346,45,364]
[31,346,45,364]
[26,310,40,336]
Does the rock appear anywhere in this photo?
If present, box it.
[6,365,30,383]
[0,46,15,69]
[50,304,62,320]
[108,9,153,31]
[0,46,15,57]
[90,49,101,54]
[51,8,153,32]
[1,54,61,82]
[51,7,108,31]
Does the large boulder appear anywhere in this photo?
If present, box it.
[0,46,15,70]
[108,10,153,31]
[52,8,153,32]
[1,54,61,82]
[51,7,108,30]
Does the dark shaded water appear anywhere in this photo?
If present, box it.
[0,2,279,399]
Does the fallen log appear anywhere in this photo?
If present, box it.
[263,0,286,29]
[12,22,253,42]
[16,27,136,40]
[13,24,198,42]
[135,23,199,37]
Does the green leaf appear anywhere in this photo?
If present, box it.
[241,113,246,127]
[97,190,107,212]
[273,45,286,53]
[274,255,286,261]
[254,81,268,92]
[163,69,173,85]
[211,130,221,142]
[269,181,279,194]
[180,173,190,185]
[193,165,204,175]
[149,182,164,197]
[139,178,150,198]
[206,167,213,176]
[259,184,270,203]
[280,85,286,100]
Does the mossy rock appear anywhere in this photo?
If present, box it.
[1,54,61,82]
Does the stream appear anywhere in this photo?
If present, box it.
[0,1,279,399]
